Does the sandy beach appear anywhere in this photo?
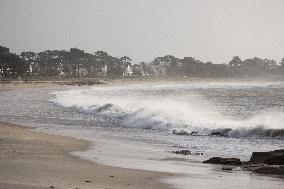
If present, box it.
[0,122,172,189]
[0,82,173,189]
[1,0,284,187]
[1,81,284,189]
[0,82,174,189]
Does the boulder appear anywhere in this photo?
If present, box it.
[243,149,284,176]
[264,155,284,165]
[248,149,284,165]
[210,128,232,137]
[210,131,227,137]
[190,131,201,136]
[192,152,204,156]
[254,165,284,175]
[203,157,242,166]
[172,150,191,155]
[172,129,190,136]
[204,149,284,176]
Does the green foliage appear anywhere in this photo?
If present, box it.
[0,45,283,79]
[0,46,28,79]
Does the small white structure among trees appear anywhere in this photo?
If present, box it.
[94,65,108,77]
[123,65,133,76]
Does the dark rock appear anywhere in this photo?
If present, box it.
[172,129,190,135]
[172,150,191,155]
[204,149,284,176]
[192,153,204,155]
[210,131,227,137]
[190,131,200,136]
[248,149,284,165]
[264,155,284,165]
[242,164,262,170]
[203,157,242,166]
[274,149,284,153]
[171,129,203,136]
[85,180,91,183]
[210,128,232,137]
[254,165,284,175]
[242,149,284,176]
[50,186,55,189]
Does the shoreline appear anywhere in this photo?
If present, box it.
[1,81,284,189]
[0,122,172,189]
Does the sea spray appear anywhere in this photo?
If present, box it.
[50,82,284,138]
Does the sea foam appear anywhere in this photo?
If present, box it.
[50,82,284,138]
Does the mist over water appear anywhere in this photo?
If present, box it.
[0,81,283,163]
[51,81,284,138]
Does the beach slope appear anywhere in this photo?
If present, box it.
[0,122,171,189]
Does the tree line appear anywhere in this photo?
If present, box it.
[1,45,284,80]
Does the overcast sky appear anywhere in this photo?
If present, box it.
[0,0,283,64]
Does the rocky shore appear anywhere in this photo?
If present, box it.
[203,149,284,176]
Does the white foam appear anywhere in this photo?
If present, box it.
[50,82,284,136]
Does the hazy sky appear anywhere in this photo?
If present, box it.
[1,0,284,64]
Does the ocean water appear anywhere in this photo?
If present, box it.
[1,82,284,154]
[51,82,284,136]
[0,81,284,182]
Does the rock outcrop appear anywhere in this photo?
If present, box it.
[172,129,190,136]
[203,157,242,166]
[203,149,284,176]
[171,150,191,155]
[253,165,284,175]
[247,149,284,165]
[171,129,202,136]
[210,128,232,137]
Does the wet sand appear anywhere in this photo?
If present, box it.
[0,122,172,189]
[1,81,283,189]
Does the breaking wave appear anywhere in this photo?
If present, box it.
[50,82,284,138]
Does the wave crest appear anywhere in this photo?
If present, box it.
[229,126,284,138]
[50,84,284,139]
